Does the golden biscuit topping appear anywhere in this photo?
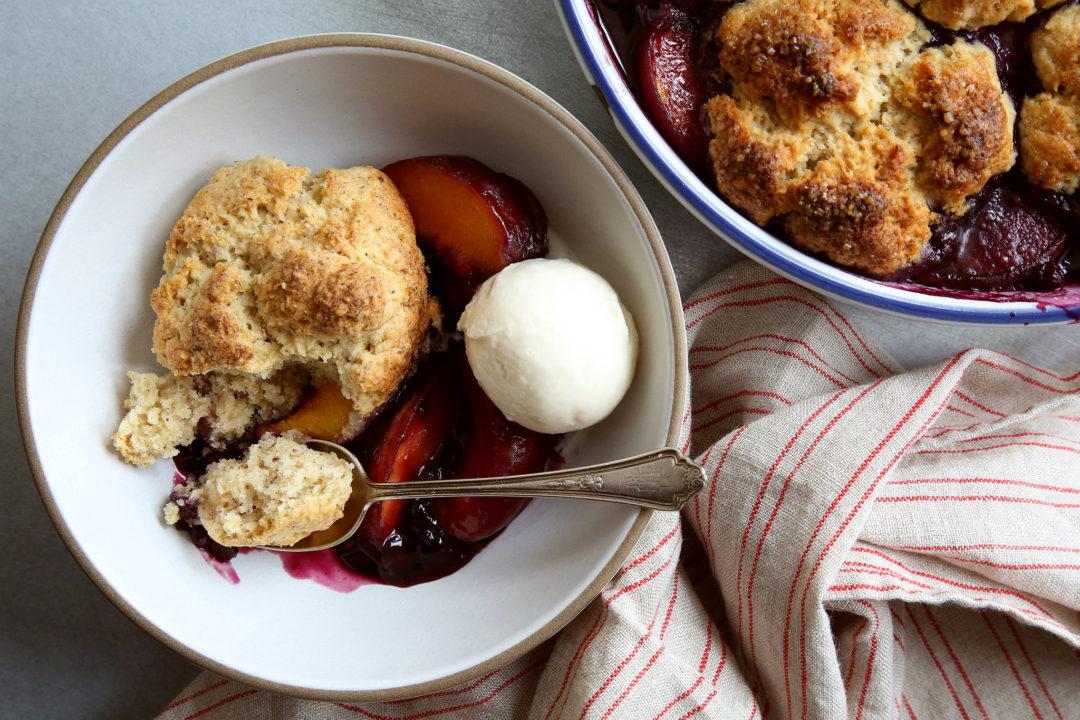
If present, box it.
[705,0,1017,276]
[893,42,1016,213]
[151,156,439,416]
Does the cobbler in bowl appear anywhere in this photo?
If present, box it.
[17,35,684,698]
[113,153,572,587]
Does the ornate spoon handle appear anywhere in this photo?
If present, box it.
[367,448,705,511]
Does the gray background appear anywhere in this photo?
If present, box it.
[3,1,1077,718]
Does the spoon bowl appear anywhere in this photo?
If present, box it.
[270,439,705,552]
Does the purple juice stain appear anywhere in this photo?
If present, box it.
[277,549,376,593]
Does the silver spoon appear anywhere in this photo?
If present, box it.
[270,439,705,552]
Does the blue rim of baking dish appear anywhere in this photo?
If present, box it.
[554,0,1080,325]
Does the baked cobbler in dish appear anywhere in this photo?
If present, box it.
[114,154,564,586]
[616,0,1079,290]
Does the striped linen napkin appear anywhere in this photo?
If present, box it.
[156,261,1080,719]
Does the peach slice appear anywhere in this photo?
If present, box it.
[382,155,548,311]
[356,357,462,545]
[258,383,360,442]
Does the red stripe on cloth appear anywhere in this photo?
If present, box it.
[886,476,1080,495]
[650,677,703,720]
[952,390,1006,418]
[916,441,1080,457]
[691,333,861,384]
[183,689,258,720]
[882,543,1080,554]
[938,556,1080,571]
[337,657,545,719]
[161,680,229,711]
[624,523,681,574]
[977,355,1080,383]
[1004,615,1066,720]
[844,614,868,691]
[974,359,1080,393]
[705,427,748,566]
[386,669,498,705]
[924,606,990,720]
[980,612,1045,720]
[714,632,729,684]
[686,294,886,379]
[689,346,849,388]
[790,356,960,720]
[681,402,693,454]
[577,605,660,720]
[944,405,978,419]
[683,277,795,312]
[544,536,682,720]
[923,423,982,439]
[660,570,680,642]
[692,389,793,415]
[903,695,918,719]
[876,494,1080,509]
[691,443,718,563]
[904,606,973,720]
[579,571,677,720]
[828,583,949,597]
[853,600,881,720]
[600,646,665,720]
[693,408,771,435]
[746,386,879,672]
[959,431,1080,448]
[838,562,937,590]
[833,312,894,376]
[698,618,712,674]
[894,633,906,651]
[849,547,1059,620]
[674,689,719,720]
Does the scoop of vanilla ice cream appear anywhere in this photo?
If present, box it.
[457,257,638,434]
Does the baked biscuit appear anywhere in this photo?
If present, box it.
[190,433,353,547]
[706,0,1015,276]
[151,156,439,416]
[901,0,1061,30]
[1031,4,1080,94]
[1020,5,1080,193]
[112,367,308,467]
[892,42,1016,214]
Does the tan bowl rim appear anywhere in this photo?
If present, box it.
[15,32,689,702]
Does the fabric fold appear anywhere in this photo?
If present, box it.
[156,262,1080,720]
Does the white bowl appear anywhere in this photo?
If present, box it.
[555,0,1080,325]
[16,34,687,700]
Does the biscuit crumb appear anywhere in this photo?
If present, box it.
[112,367,307,467]
[194,433,353,547]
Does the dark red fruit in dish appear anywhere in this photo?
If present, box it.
[634,5,709,172]
[382,155,548,313]
[432,360,558,544]
[915,180,1072,290]
[354,356,463,548]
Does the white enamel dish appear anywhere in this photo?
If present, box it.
[16,34,687,700]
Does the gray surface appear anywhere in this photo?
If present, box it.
[2,1,1076,718]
